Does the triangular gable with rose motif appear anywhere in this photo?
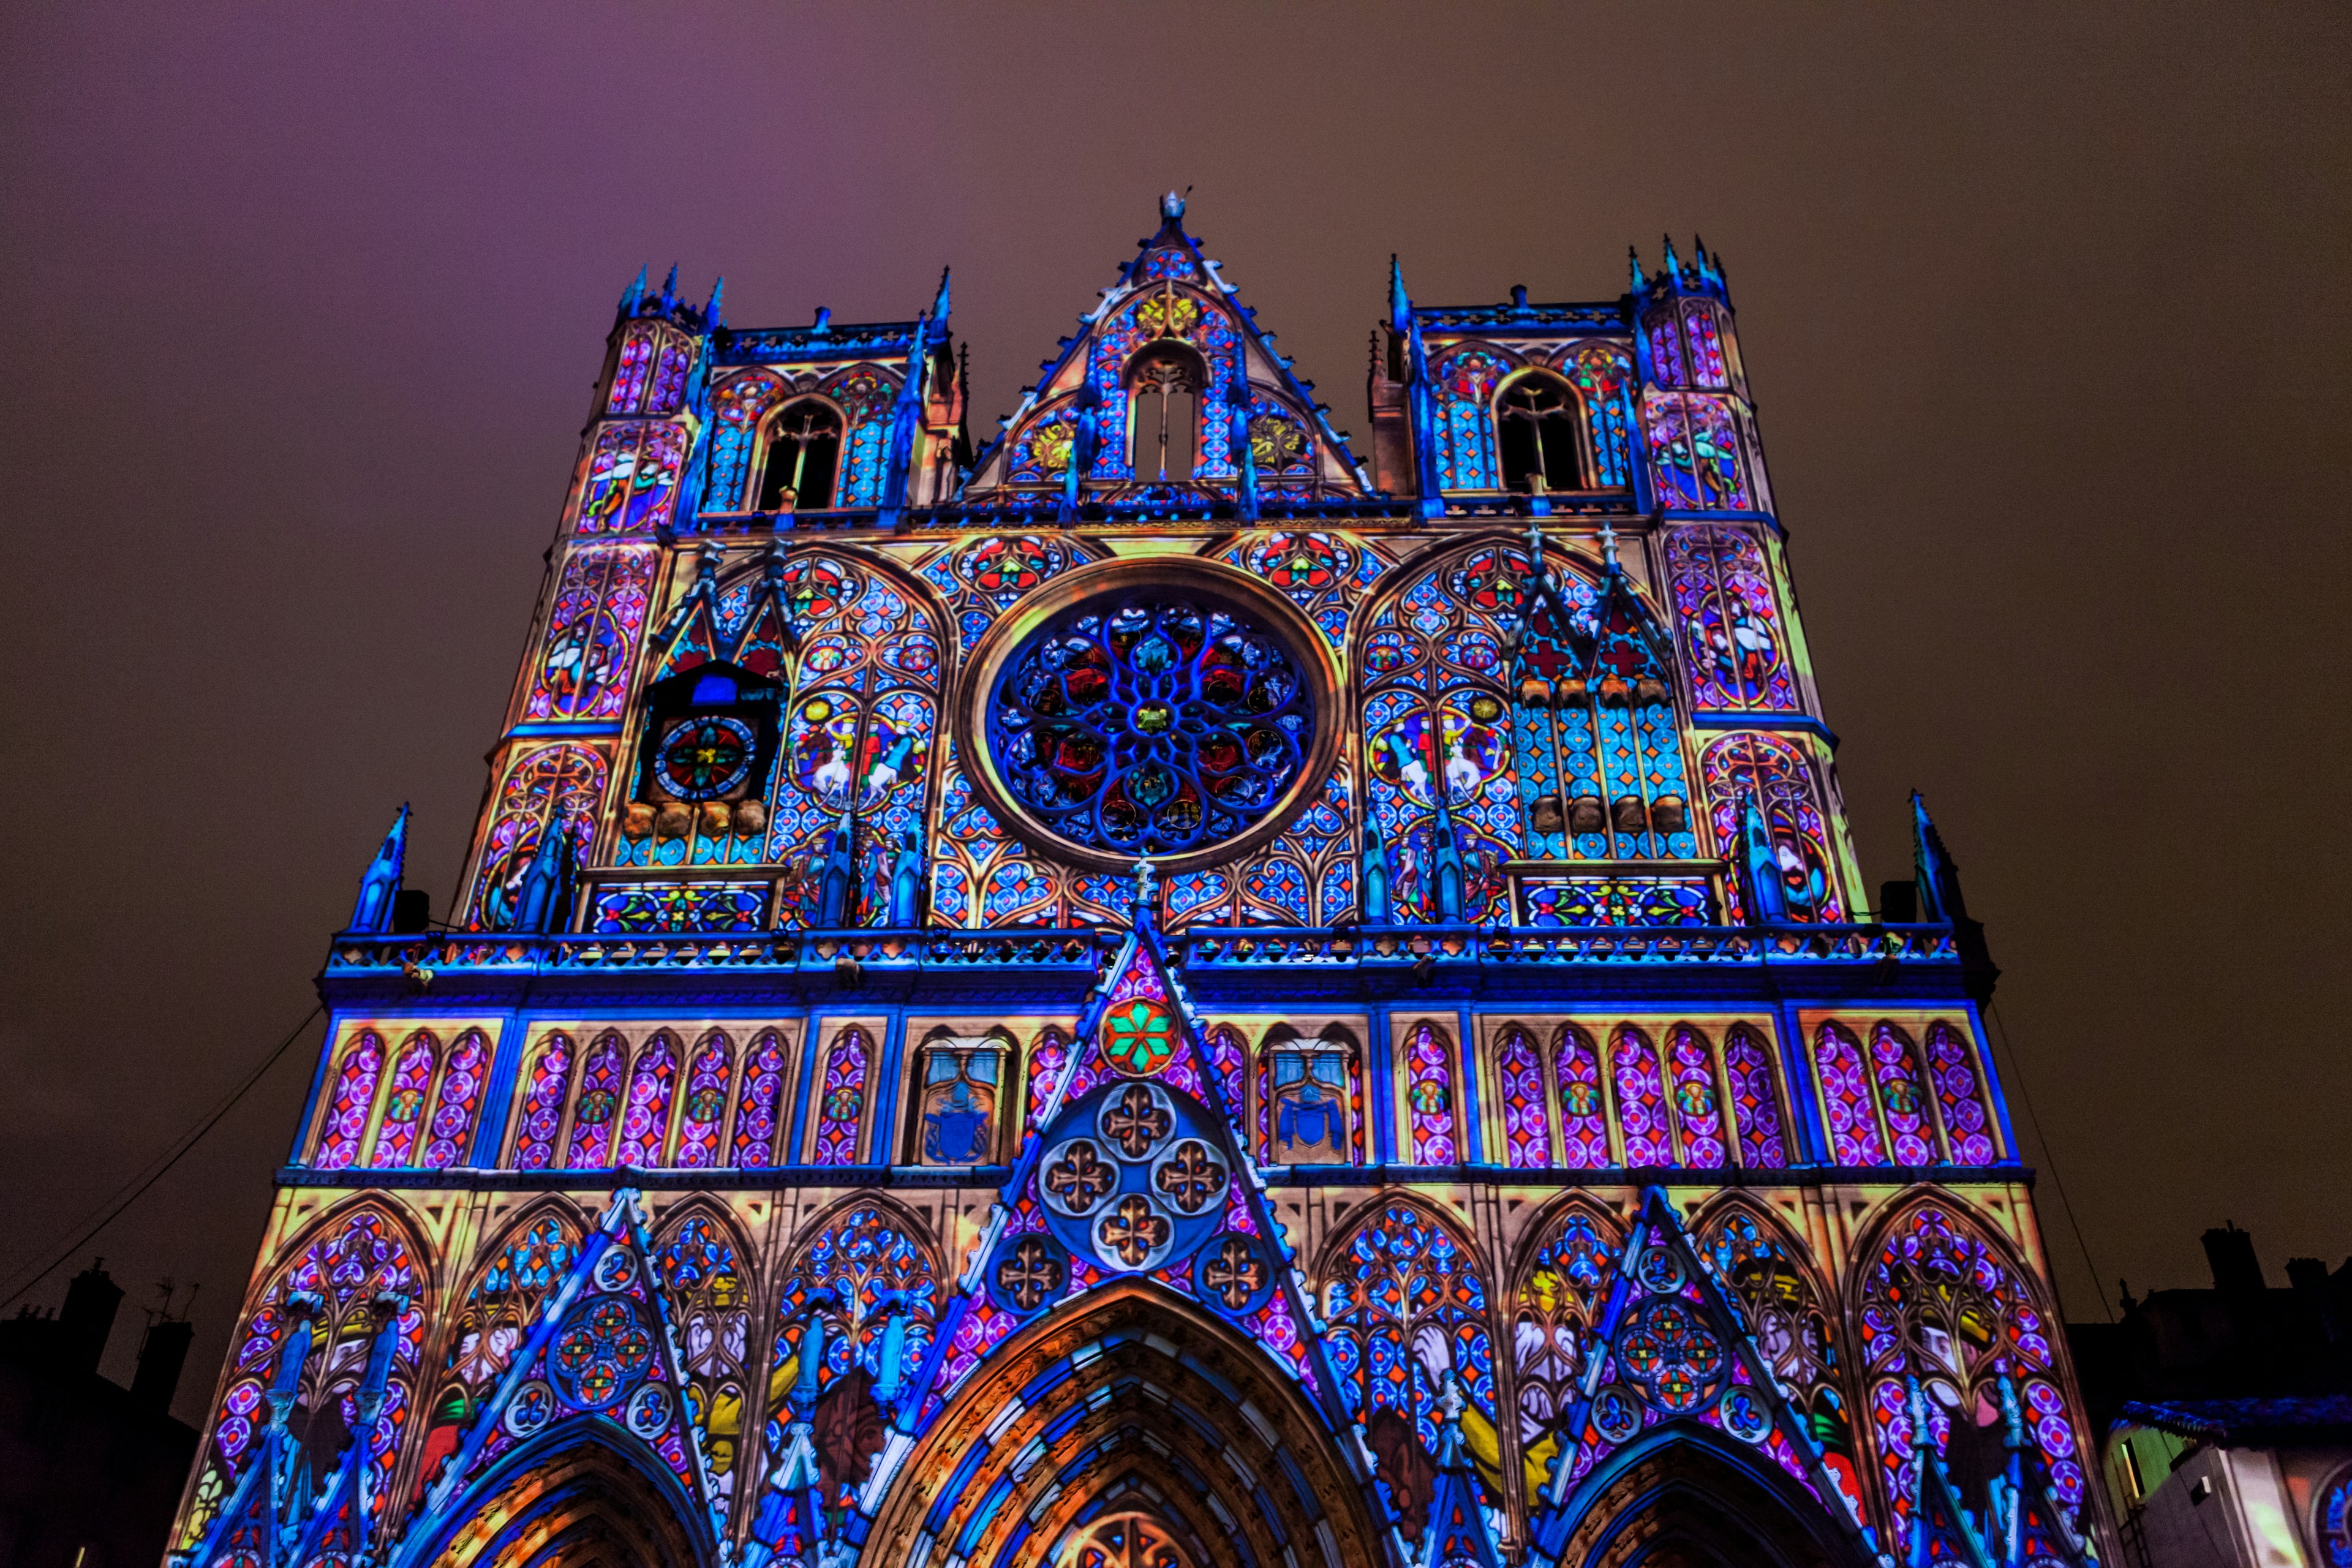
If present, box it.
[1529,1189,1880,1565]
[390,1191,722,1568]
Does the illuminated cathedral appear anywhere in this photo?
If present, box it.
[168,195,2106,1568]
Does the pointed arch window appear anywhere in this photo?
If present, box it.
[417,1212,578,1501]
[1555,1024,1611,1167]
[1400,1022,1460,1164]
[1511,1205,1620,1489]
[1022,1028,1072,1135]
[614,1031,680,1167]
[419,1030,491,1169]
[908,1031,1008,1167]
[730,1030,789,1167]
[1611,1026,1672,1167]
[808,1026,874,1165]
[1720,1025,1789,1169]
[1128,344,1205,481]
[1697,1207,1855,1506]
[1494,1027,1550,1169]
[674,1031,735,1170]
[565,1031,628,1168]
[314,1030,385,1170]
[1257,1030,1362,1166]
[1322,1203,1498,1452]
[1701,731,1844,923]
[511,1032,575,1171]
[769,1204,940,1487]
[1498,372,1586,493]
[653,1215,752,1506]
[1926,1022,1998,1163]
[366,1030,439,1167]
[758,399,843,511]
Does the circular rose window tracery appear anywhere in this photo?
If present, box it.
[986,592,1315,857]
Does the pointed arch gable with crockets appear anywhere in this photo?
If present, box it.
[652,1206,756,1516]
[1527,1189,1878,1565]
[1510,1199,1624,1494]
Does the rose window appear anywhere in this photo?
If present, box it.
[987,595,1314,856]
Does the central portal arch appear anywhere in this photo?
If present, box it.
[401,1421,713,1568]
[864,1281,1388,1568]
[1550,1425,1875,1568]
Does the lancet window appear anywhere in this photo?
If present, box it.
[1857,1204,2084,1528]
[908,1030,1008,1166]
[524,543,657,723]
[183,1208,425,1547]
[1697,1205,1858,1512]
[464,741,606,931]
[808,1025,874,1164]
[1256,1030,1363,1165]
[1400,1021,1461,1163]
[577,420,688,536]
[1322,1203,1499,1452]
[1022,1028,1073,1134]
[1665,526,1798,712]
[1127,344,1204,481]
[613,1031,680,1167]
[673,1030,735,1170]
[511,1031,575,1170]
[1498,371,1585,493]
[729,1030,790,1167]
[564,1031,629,1168]
[1701,731,1844,924]
[314,1031,383,1169]
[759,399,843,512]
[606,322,694,417]
[767,1205,940,1464]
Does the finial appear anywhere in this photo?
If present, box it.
[1597,518,1621,570]
[1660,234,1682,283]
[660,264,679,310]
[1388,254,1411,330]
[620,265,648,314]
[1160,189,1186,221]
[1629,245,1648,292]
[812,306,831,331]
[1129,857,1159,921]
[702,275,725,328]
[932,265,952,323]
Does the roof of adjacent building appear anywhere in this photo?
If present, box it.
[2117,1395,2352,1446]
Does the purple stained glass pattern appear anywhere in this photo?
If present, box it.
[565,1033,628,1169]
[1555,1026,1610,1168]
[1720,1027,1788,1168]
[577,420,688,535]
[1682,302,1730,389]
[1860,1204,2082,1528]
[1665,1026,1729,1167]
[614,1033,679,1167]
[314,1031,383,1170]
[366,1031,437,1169]
[731,1031,787,1167]
[1322,1204,1497,1451]
[1643,310,1687,388]
[524,545,657,722]
[809,1028,872,1166]
[419,1030,489,1169]
[1403,1023,1457,1164]
[1926,1022,1997,1163]
[1702,732,1844,925]
[511,1033,574,1171]
[673,1033,733,1170]
[1665,526,1797,712]
[1869,1023,1936,1165]
[1815,1023,1885,1167]
[1643,393,1749,512]
[1023,1031,1071,1133]
[1497,1028,1551,1169]
[1611,1027,1670,1167]
[607,323,693,417]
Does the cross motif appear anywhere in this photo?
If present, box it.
[1043,1141,1115,1212]
[1101,1084,1172,1159]
[1200,1236,1264,1310]
[994,1236,1064,1311]
[1130,857,1158,918]
[1152,1140,1226,1215]
[1597,518,1621,570]
[1097,1195,1171,1268]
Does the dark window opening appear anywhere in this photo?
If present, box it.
[1499,374,1585,494]
[760,400,843,510]
[1128,347,1204,481]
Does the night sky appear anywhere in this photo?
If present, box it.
[3,3,2345,1424]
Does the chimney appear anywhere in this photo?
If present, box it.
[59,1262,124,1378]
[132,1318,195,1414]
[2286,1257,2329,1294]
[2202,1223,2265,1295]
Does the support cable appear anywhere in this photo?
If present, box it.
[0,1003,325,1311]
[1986,996,2114,1322]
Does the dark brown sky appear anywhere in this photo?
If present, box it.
[3,2,2346,1422]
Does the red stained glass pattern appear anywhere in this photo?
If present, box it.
[674,1032,734,1170]
[1403,1023,1458,1164]
[1665,1026,1728,1167]
[1927,1022,1996,1164]
[1683,302,1729,389]
[512,1032,574,1172]
[1665,527,1796,712]
[1815,1023,1885,1166]
[1496,1028,1550,1168]
[565,1033,628,1169]
[366,1031,438,1168]
[615,1033,679,1167]
[1024,1031,1071,1133]
[1322,1204,1498,1447]
[314,1031,383,1170]
[809,1027,872,1166]
[1555,1025,1610,1168]
[1611,1027,1670,1167]
[1204,1025,1247,1134]
[416,1030,489,1169]
[1869,1023,1936,1165]
[730,1031,788,1168]
[1721,1026,1788,1169]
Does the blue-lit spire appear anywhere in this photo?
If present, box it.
[1660,233,1683,285]
[931,264,952,325]
[345,804,409,933]
[1389,253,1411,332]
[1628,245,1648,292]
[619,265,647,315]
[702,274,725,329]
[659,263,679,312]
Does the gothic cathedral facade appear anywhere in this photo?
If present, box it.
[169,197,2104,1568]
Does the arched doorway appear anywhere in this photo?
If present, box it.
[864,1281,1387,1568]
[406,1423,712,1568]
[1550,1427,1872,1568]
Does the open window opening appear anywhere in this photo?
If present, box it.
[758,398,843,511]
[1127,345,1204,481]
[1499,372,1586,494]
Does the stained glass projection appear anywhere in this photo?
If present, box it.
[1430,346,1508,491]
[1322,1204,1498,1453]
[706,370,786,511]
[1611,1027,1672,1167]
[512,1032,575,1172]
[729,1030,790,1167]
[525,545,658,723]
[1702,732,1844,924]
[578,421,688,536]
[1643,393,1751,512]
[1698,1205,1858,1512]
[417,1211,579,1500]
[1815,1023,1886,1167]
[674,1031,734,1170]
[1401,1023,1459,1164]
[1260,1035,1359,1166]
[1664,1025,1730,1167]
[987,594,1314,858]
[366,1031,438,1169]
[1869,1023,1936,1166]
[1567,344,1637,488]
[565,1032,628,1169]
[419,1030,490,1169]
[314,1030,384,1170]
[1720,1025,1789,1169]
[655,1215,752,1504]
[768,1205,939,1457]
[186,1208,424,1544]
[1858,1204,2083,1529]
[1926,1022,1998,1163]
[1554,1025,1611,1168]
[614,1032,679,1167]
[606,323,693,417]
[1665,527,1796,712]
[809,1027,873,1165]
[1495,1027,1552,1169]
[466,742,606,932]
[1512,1206,1620,1488]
